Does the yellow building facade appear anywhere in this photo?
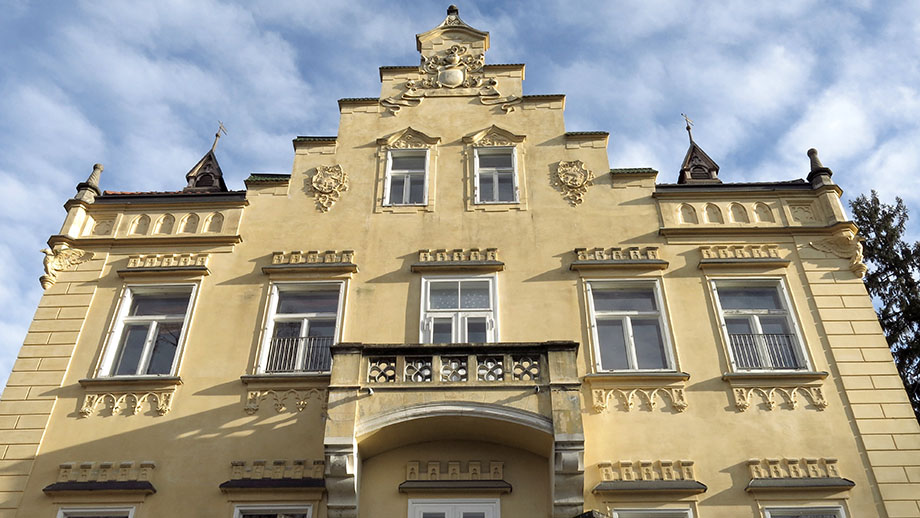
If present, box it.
[2,7,919,518]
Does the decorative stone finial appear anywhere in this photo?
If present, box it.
[447,4,458,15]
[74,163,103,202]
[806,148,833,187]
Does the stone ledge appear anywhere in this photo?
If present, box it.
[117,266,209,278]
[592,480,707,494]
[79,376,182,390]
[398,480,512,493]
[410,260,504,273]
[745,477,855,492]
[262,263,357,275]
[722,371,828,384]
[570,259,668,271]
[43,480,156,494]
[699,258,790,269]
[584,372,690,383]
[219,478,324,491]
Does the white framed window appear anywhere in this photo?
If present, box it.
[764,507,845,518]
[409,498,499,518]
[259,282,344,373]
[611,510,692,518]
[233,504,313,518]
[58,506,135,518]
[587,280,675,371]
[99,285,196,377]
[711,278,809,371]
[474,147,518,203]
[421,276,497,343]
[385,149,429,205]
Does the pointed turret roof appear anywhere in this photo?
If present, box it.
[677,117,721,184]
[183,127,229,193]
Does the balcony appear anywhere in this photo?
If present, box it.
[728,333,805,370]
[264,336,333,373]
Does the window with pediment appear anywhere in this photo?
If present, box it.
[376,127,440,213]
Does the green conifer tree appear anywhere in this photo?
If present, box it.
[850,191,920,421]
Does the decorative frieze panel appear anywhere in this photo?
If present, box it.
[412,248,503,272]
[747,457,840,480]
[732,385,828,412]
[126,253,209,269]
[592,387,688,413]
[598,459,696,483]
[700,244,779,260]
[229,459,325,481]
[311,164,348,212]
[80,391,173,417]
[56,461,155,484]
[271,250,355,265]
[406,460,504,481]
[575,247,661,261]
[243,388,326,414]
[553,160,594,205]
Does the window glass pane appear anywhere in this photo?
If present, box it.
[497,172,514,201]
[130,293,190,316]
[272,321,302,339]
[392,154,426,171]
[432,318,453,343]
[632,319,668,369]
[408,175,425,203]
[277,290,339,314]
[114,325,148,375]
[460,281,490,309]
[725,318,753,335]
[462,514,486,518]
[422,513,446,518]
[718,287,782,310]
[478,151,513,169]
[307,319,336,337]
[429,282,459,309]
[467,317,488,342]
[389,175,406,204]
[597,319,629,370]
[760,316,791,335]
[479,174,495,201]
[145,322,181,374]
[592,288,657,312]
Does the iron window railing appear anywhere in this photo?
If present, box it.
[728,333,804,370]
[264,336,333,373]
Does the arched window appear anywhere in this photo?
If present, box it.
[131,215,150,235]
[205,212,224,233]
[704,204,723,224]
[729,203,749,223]
[181,213,199,233]
[155,214,175,234]
[679,204,698,224]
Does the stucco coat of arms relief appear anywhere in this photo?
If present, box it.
[553,160,595,206]
[311,164,349,212]
[381,10,521,114]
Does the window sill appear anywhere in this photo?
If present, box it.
[241,373,331,386]
[584,371,690,383]
[79,376,182,390]
[722,371,828,384]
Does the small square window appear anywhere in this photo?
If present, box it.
[385,149,428,205]
[98,286,195,377]
[259,283,343,373]
[421,277,497,343]
[587,280,675,371]
[474,148,517,203]
[711,279,809,371]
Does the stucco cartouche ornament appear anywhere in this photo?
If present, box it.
[808,230,867,278]
[310,164,349,212]
[553,160,595,205]
[39,244,94,289]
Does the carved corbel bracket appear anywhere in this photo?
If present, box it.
[40,244,94,289]
[591,386,688,413]
[732,386,828,412]
[244,388,327,415]
[80,391,174,417]
[809,231,867,278]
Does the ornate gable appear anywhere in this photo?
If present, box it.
[381,6,521,114]
[377,127,441,149]
[184,150,228,193]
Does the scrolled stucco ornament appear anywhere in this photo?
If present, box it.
[808,230,867,278]
[310,165,349,212]
[553,160,595,206]
[40,245,94,289]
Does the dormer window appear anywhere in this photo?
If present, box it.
[475,147,517,203]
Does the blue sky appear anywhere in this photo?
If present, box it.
[1,1,918,386]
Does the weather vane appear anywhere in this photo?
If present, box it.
[681,113,694,143]
[211,121,228,152]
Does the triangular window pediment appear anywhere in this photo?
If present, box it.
[464,125,525,147]
[377,127,440,149]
